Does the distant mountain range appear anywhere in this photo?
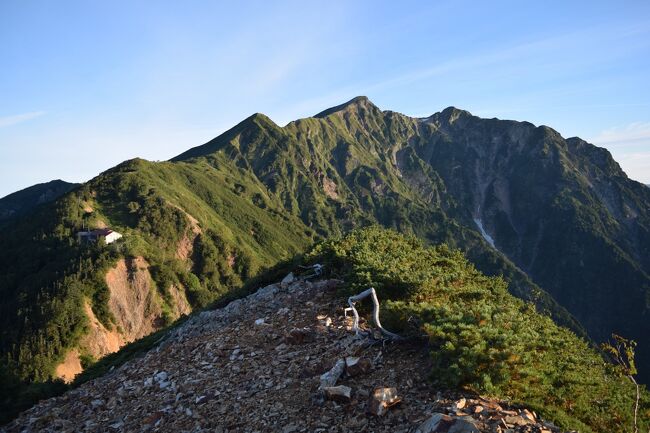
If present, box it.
[0,180,78,224]
[1,97,648,422]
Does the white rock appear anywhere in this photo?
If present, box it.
[319,359,345,389]
[368,387,401,416]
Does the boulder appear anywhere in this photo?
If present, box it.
[452,398,466,410]
[448,417,480,433]
[520,409,536,423]
[323,385,352,403]
[504,415,531,427]
[281,272,295,287]
[416,414,480,433]
[416,413,454,433]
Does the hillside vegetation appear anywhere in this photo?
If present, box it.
[0,159,314,422]
[308,227,650,433]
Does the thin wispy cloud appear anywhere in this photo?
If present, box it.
[589,122,650,183]
[276,20,650,125]
[590,122,650,146]
[616,151,650,183]
[365,20,650,94]
[0,111,45,128]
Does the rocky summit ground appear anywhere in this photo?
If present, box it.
[4,277,570,433]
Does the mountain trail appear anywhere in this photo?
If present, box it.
[8,278,564,433]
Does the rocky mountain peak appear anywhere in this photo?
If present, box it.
[314,95,380,118]
[171,111,279,161]
[418,106,474,128]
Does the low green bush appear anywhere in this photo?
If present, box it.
[307,226,649,433]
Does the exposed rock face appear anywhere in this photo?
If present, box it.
[413,111,650,378]
[168,284,191,317]
[173,207,202,264]
[12,278,565,433]
[106,257,162,343]
[55,257,191,382]
[79,300,123,359]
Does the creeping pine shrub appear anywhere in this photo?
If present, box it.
[307,226,649,433]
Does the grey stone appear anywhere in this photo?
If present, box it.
[323,385,352,403]
[415,413,454,433]
[281,272,295,286]
[344,356,371,377]
[448,418,480,433]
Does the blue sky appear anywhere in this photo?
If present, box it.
[1,1,650,197]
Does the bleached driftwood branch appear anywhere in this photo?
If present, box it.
[298,263,324,280]
[345,287,401,340]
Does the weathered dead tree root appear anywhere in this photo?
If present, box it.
[298,263,324,280]
[345,287,401,340]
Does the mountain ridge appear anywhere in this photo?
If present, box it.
[0,179,79,224]
[1,96,649,425]
[170,96,650,382]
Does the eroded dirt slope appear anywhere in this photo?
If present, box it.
[55,256,190,382]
